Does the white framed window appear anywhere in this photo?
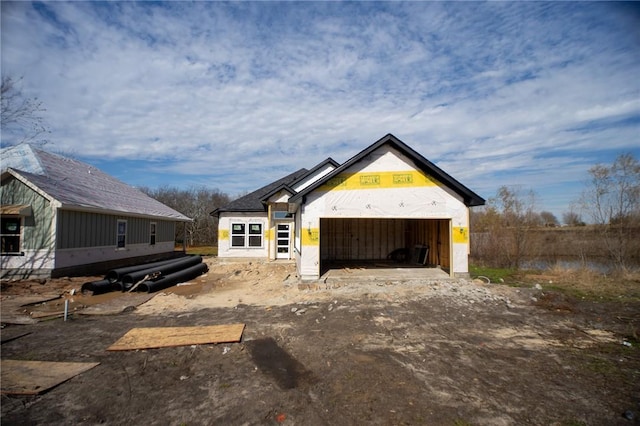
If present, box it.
[231,223,246,247]
[150,222,157,245]
[248,223,262,247]
[230,222,263,248]
[1,216,21,254]
[272,210,293,220]
[117,219,127,249]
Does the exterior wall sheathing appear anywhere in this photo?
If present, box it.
[297,146,470,280]
[217,212,269,258]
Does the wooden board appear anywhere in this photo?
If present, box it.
[1,360,100,395]
[107,324,245,351]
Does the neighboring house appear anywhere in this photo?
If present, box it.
[1,144,191,279]
[212,134,485,280]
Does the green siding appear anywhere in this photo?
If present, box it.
[0,177,53,251]
[56,210,177,249]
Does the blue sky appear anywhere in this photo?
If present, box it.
[2,1,639,221]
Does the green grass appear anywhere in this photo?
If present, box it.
[175,246,217,256]
[469,264,518,284]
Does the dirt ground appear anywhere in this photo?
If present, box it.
[1,258,639,425]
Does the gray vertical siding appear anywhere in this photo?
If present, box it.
[57,210,177,249]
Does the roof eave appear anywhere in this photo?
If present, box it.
[59,204,193,222]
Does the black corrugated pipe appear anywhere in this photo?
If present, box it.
[138,262,208,293]
[121,256,203,290]
[81,279,114,295]
[105,257,186,283]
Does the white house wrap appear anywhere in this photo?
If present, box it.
[213,134,485,281]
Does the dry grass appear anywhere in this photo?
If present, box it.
[522,265,640,301]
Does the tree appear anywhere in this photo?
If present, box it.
[579,153,640,270]
[470,186,538,268]
[493,186,539,268]
[140,185,230,247]
[562,210,584,227]
[539,211,559,227]
[1,75,50,146]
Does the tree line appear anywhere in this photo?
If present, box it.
[471,153,640,272]
[138,186,231,247]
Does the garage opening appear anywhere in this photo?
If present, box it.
[319,218,450,276]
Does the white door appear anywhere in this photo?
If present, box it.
[276,223,290,259]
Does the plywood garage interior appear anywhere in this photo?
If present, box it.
[320,218,450,274]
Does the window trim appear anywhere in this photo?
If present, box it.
[1,216,22,255]
[230,221,263,248]
[116,219,127,249]
[149,222,157,246]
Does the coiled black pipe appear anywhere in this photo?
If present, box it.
[138,262,208,293]
[121,256,203,290]
[105,257,186,283]
[81,279,114,295]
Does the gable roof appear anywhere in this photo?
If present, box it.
[211,168,310,215]
[211,157,340,216]
[1,144,191,221]
[289,134,485,207]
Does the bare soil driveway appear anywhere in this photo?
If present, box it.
[1,258,638,425]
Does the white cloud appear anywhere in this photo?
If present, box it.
[1,1,638,220]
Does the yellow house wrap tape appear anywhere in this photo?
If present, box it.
[318,170,438,192]
[302,227,469,245]
[302,229,320,246]
[452,227,469,244]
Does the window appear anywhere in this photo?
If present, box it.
[248,223,262,247]
[230,222,263,248]
[231,223,245,247]
[1,217,21,254]
[272,211,292,220]
[117,220,127,249]
[150,222,156,245]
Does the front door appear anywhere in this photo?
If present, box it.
[276,223,290,259]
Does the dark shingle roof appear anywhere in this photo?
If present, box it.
[212,168,310,215]
[1,144,191,221]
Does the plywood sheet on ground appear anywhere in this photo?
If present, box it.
[1,360,100,395]
[107,324,245,351]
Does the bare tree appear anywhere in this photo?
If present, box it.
[579,153,640,270]
[140,185,230,247]
[470,186,538,268]
[1,76,50,146]
[562,210,584,227]
[539,211,559,227]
